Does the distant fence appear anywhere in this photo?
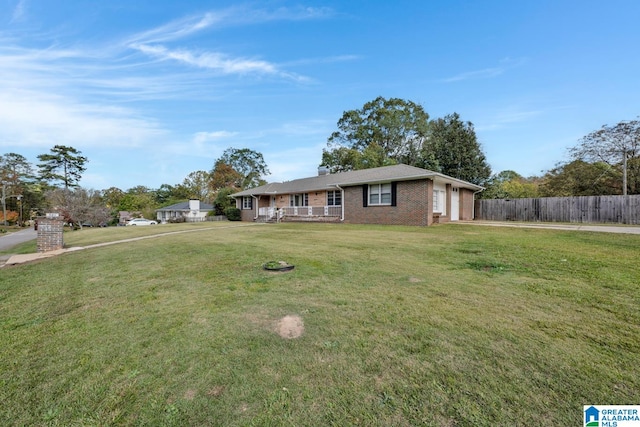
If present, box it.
[206,215,227,222]
[474,195,640,224]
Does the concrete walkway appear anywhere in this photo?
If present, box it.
[456,220,640,234]
[0,223,264,268]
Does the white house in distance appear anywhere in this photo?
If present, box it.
[156,199,214,223]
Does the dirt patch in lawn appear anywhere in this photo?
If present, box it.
[276,315,304,339]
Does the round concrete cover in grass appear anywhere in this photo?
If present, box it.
[276,315,304,339]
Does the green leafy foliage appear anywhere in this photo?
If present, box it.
[37,145,88,189]
[540,160,621,196]
[214,187,236,215]
[216,148,270,190]
[423,113,491,185]
[322,99,491,185]
[324,96,429,172]
[224,207,241,220]
[569,118,640,194]
[482,170,540,199]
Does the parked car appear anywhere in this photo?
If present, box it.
[126,218,157,226]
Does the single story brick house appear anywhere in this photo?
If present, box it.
[231,164,484,226]
[156,199,214,223]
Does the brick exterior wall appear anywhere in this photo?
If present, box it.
[343,179,434,226]
[236,178,477,225]
[459,188,476,220]
[36,218,64,253]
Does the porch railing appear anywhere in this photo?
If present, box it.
[258,206,341,220]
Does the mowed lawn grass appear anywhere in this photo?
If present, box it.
[1,222,639,426]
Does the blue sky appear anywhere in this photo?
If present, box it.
[2,0,639,190]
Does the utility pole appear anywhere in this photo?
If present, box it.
[1,182,6,226]
[1,182,23,226]
[623,149,628,196]
[17,195,23,227]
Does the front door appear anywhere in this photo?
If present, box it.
[451,187,460,221]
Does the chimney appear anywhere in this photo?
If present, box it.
[189,199,200,211]
[318,166,330,176]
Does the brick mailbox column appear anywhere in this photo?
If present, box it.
[37,217,65,253]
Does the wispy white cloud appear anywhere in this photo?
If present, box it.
[156,131,239,161]
[442,57,526,83]
[266,143,326,182]
[124,6,334,46]
[11,0,27,22]
[0,4,334,187]
[123,6,334,80]
[442,67,504,83]
[193,131,238,144]
[131,43,280,76]
[282,54,361,67]
[233,5,335,24]
[474,106,544,132]
[0,89,165,149]
[124,12,226,45]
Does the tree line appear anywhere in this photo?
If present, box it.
[2,97,638,227]
[0,146,269,227]
[322,97,640,199]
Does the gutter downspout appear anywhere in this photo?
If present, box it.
[252,195,260,220]
[335,184,345,221]
[472,189,484,220]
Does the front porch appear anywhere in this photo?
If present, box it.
[257,206,342,222]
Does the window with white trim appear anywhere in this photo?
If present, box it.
[242,196,253,210]
[369,183,392,205]
[327,190,341,206]
[433,190,445,214]
[289,193,309,207]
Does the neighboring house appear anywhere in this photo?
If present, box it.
[119,211,133,226]
[156,199,214,223]
[231,164,484,226]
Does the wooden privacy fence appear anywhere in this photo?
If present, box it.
[474,195,640,224]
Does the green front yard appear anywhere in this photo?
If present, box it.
[1,222,638,425]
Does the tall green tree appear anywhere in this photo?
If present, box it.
[213,187,236,215]
[481,170,539,199]
[101,186,125,223]
[37,145,88,189]
[215,148,270,190]
[209,160,243,192]
[323,96,429,172]
[181,170,213,202]
[422,113,491,185]
[1,153,39,225]
[119,186,157,219]
[155,184,176,205]
[570,118,640,194]
[0,153,35,188]
[539,160,620,197]
[321,143,397,172]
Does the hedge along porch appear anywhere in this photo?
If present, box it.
[232,164,483,226]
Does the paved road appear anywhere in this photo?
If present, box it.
[0,228,37,251]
